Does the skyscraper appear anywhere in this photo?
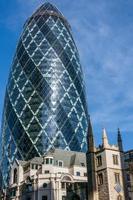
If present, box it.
[1,2,88,185]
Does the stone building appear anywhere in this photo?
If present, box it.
[124,150,133,200]
[7,149,88,200]
[86,118,127,200]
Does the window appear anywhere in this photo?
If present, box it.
[62,196,66,200]
[42,196,47,200]
[35,164,38,170]
[84,173,87,177]
[31,164,38,169]
[45,158,53,165]
[50,158,53,164]
[81,163,85,167]
[45,170,49,174]
[62,176,72,182]
[61,182,65,189]
[58,161,63,167]
[43,183,47,188]
[45,158,49,164]
[98,173,103,185]
[11,188,16,197]
[97,155,102,167]
[13,168,17,184]
[113,155,119,165]
[127,174,130,181]
[115,173,120,184]
[76,172,80,176]
[117,195,122,200]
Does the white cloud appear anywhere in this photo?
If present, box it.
[66,1,133,139]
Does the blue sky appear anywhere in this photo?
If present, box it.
[0,0,133,150]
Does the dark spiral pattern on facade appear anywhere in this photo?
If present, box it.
[1,3,88,185]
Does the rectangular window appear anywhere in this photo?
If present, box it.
[11,189,16,197]
[42,196,47,200]
[76,172,80,176]
[31,164,38,170]
[98,173,103,185]
[115,173,120,183]
[50,158,53,164]
[35,164,38,170]
[46,158,49,164]
[45,170,49,174]
[97,155,102,167]
[84,173,87,177]
[58,161,63,167]
[61,182,65,189]
[113,155,119,165]
[127,174,130,181]
[81,163,85,167]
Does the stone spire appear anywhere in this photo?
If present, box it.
[86,116,97,200]
[102,128,109,148]
[117,128,123,152]
[87,116,95,152]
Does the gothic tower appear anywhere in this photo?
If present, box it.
[86,117,98,200]
[86,124,126,200]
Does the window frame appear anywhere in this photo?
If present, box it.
[76,171,80,176]
[98,173,103,185]
[58,160,63,167]
[97,155,102,167]
[113,154,119,165]
[42,196,48,200]
[45,170,50,174]
[114,172,120,184]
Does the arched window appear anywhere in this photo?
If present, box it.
[43,183,47,188]
[117,195,122,200]
[13,168,17,184]
[62,176,72,182]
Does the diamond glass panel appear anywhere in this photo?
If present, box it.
[1,2,88,186]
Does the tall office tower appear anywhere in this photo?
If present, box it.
[1,3,88,185]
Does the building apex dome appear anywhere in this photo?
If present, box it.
[35,2,62,16]
[28,1,71,30]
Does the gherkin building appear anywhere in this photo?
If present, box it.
[1,2,88,185]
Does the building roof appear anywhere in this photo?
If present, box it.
[34,2,62,16]
[19,148,86,168]
[44,148,86,167]
[124,149,133,154]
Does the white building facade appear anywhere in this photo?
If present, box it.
[8,149,88,200]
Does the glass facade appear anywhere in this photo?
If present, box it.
[1,3,88,185]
